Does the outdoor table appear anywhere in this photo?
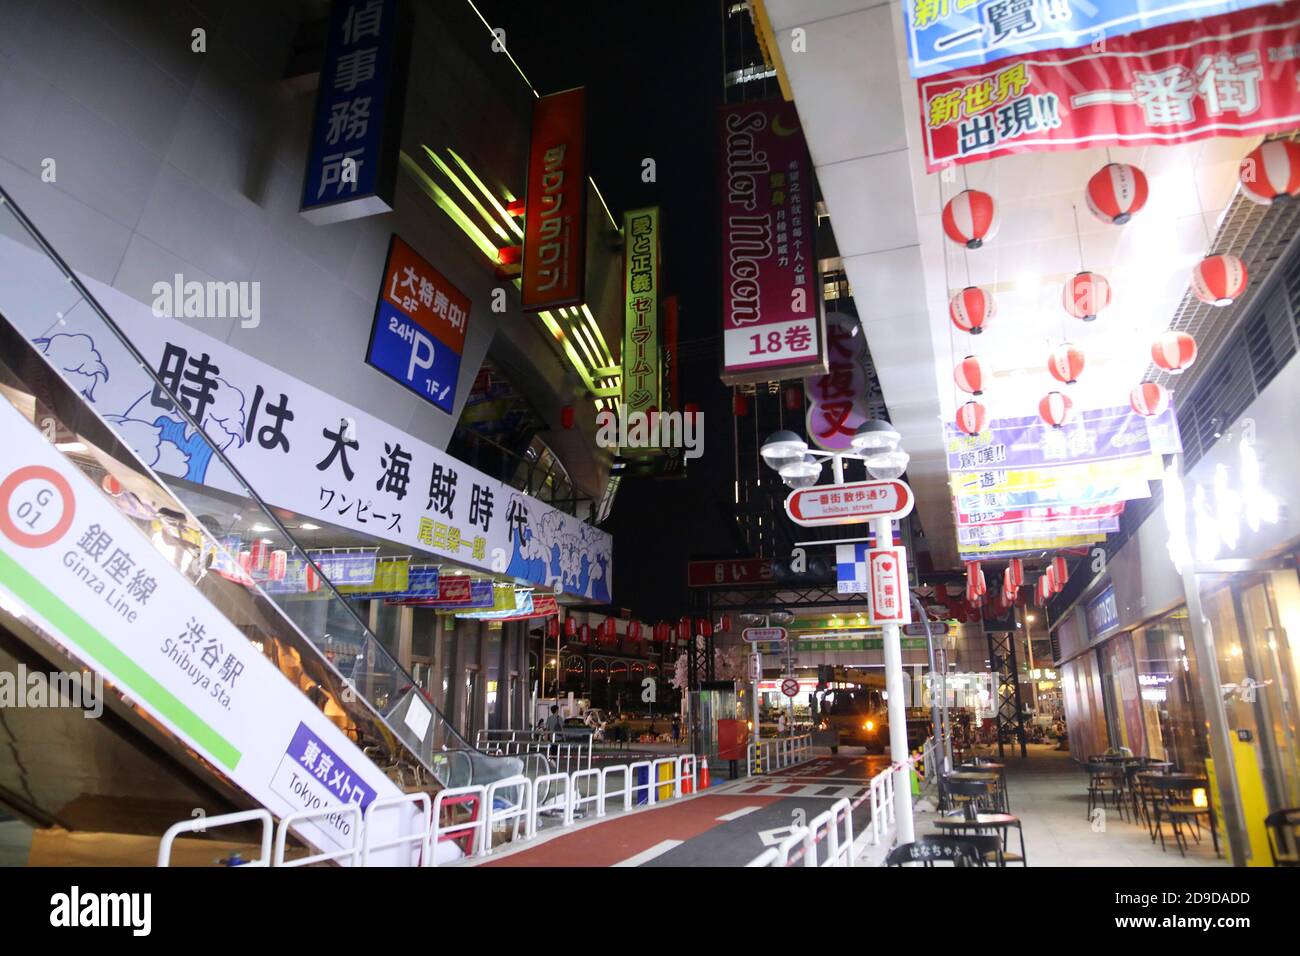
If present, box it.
[1140,773,1219,857]
[933,813,1027,866]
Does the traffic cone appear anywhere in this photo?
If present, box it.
[683,762,694,795]
[699,757,711,789]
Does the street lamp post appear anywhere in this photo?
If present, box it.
[760,419,917,846]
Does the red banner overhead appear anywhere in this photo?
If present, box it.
[522,88,587,310]
[918,5,1300,171]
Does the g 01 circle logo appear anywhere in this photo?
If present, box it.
[0,465,76,548]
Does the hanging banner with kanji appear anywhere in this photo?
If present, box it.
[366,235,470,415]
[805,313,870,451]
[918,5,1300,171]
[905,0,1277,79]
[719,99,826,385]
[301,0,410,224]
[521,87,587,311]
[621,206,661,425]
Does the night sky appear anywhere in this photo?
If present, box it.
[476,1,742,620]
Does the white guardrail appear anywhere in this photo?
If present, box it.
[746,735,946,867]
[745,733,812,776]
[159,753,701,867]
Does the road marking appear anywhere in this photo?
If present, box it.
[614,839,683,867]
[716,805,761,821]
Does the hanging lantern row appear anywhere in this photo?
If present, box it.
[955,400,986,436]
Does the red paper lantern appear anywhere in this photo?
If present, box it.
[1047,343,1085,385]
[1036,575,1051,605]
[560,405,575,430]
[955,400,987,436]
[1008,558,1025,588]
[1191,254,1248,306]
[268,549,288,582]
[684,403,700,416]
[305,564,321,593]
[783,385,803,410]
[248,539,269,572]
[1239,140,1300,205]
[1063,271,1111,321]
[1039,391,1073,428]
[1003,566,1016,596]
[733,393,750,416]
[942,189,999,248]
[628,621,642,641]
[547,618,560,640]
[564,617,577,638]
[954,354,986,395]
[579,623,592,644]
[677,617,690,641]
[1086,162,1149,224]
[718,614,731,632]
[1051,555,1069,589]
[949,286,995,334]
[699,619,713,638]
[1130,381,1170,417]
[1151,330,1198,374]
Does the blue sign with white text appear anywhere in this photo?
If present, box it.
[1085,584,1121,642]
[366,299,462,414]
[300,0,408,223]
[905,0,1276,78]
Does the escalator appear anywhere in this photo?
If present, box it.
[0,186,520,862]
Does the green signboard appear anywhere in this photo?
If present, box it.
[621,207,661,421]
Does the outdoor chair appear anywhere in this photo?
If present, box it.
[1264,808,1300,867]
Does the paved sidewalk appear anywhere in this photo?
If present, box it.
[922,745,1225,867]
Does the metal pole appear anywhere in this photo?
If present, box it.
[875,515,915,845]
[911,594,945,777]
[752,650,762,774]
[1024,612,1038,714]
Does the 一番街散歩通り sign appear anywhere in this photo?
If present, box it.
[719,99,826,385]
[4,249,613,604]
[918,4,1300,171]
[300,0,410,224]
[366,235,470,415]
[786,480,914,528]
[521,88,587,311]
[904,0,1278,79]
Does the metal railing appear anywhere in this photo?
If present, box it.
[746,733,813,775]
[157,810,274,867]
[273,805,364,867]
[475,729,594,775]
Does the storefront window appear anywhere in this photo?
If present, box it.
[1133,610,1207,773]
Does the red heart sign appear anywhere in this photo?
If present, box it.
[880,560,893,572]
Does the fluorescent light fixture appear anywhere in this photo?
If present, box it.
[400,151,497,259]
[445,146,523,239]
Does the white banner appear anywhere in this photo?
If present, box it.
[0,399,407,862]
[0,238,612,603]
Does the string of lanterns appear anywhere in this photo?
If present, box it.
[942,138,1300,435]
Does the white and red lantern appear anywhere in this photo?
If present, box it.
[965,561,987,597]
[1051,555,1070,590]
[1003,566,1016,597]
[718,614,731,632]
[956,400,987,436]
[699,619,713,638]
[1239,140,1300,205]
[1047,343,1085,385]
[942,189,999,249]
[564,617,577,638]
[1129,381,1170,417]
[1063,270,1111,321]
[268,549,288,582]
[305,564,321,593]
[1086,162,1149,224]
[949,285,995,334]
[954,354,986,395]
[1191,254,1248,307]
[628,621,642,641]
[1151,330,1198,374]
[677,617,691,641]
[1036,574,1051,605]
[248,539,269,572]
[1039,391,1073,428]
[547,618,560,640]
[1008,558,1024,588]
[579,623,592,644]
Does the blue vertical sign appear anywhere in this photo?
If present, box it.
[301,0,409,225]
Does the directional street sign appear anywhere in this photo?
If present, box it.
[784,479,914,527]
[742,626,788,644]
[903,621,949,638]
